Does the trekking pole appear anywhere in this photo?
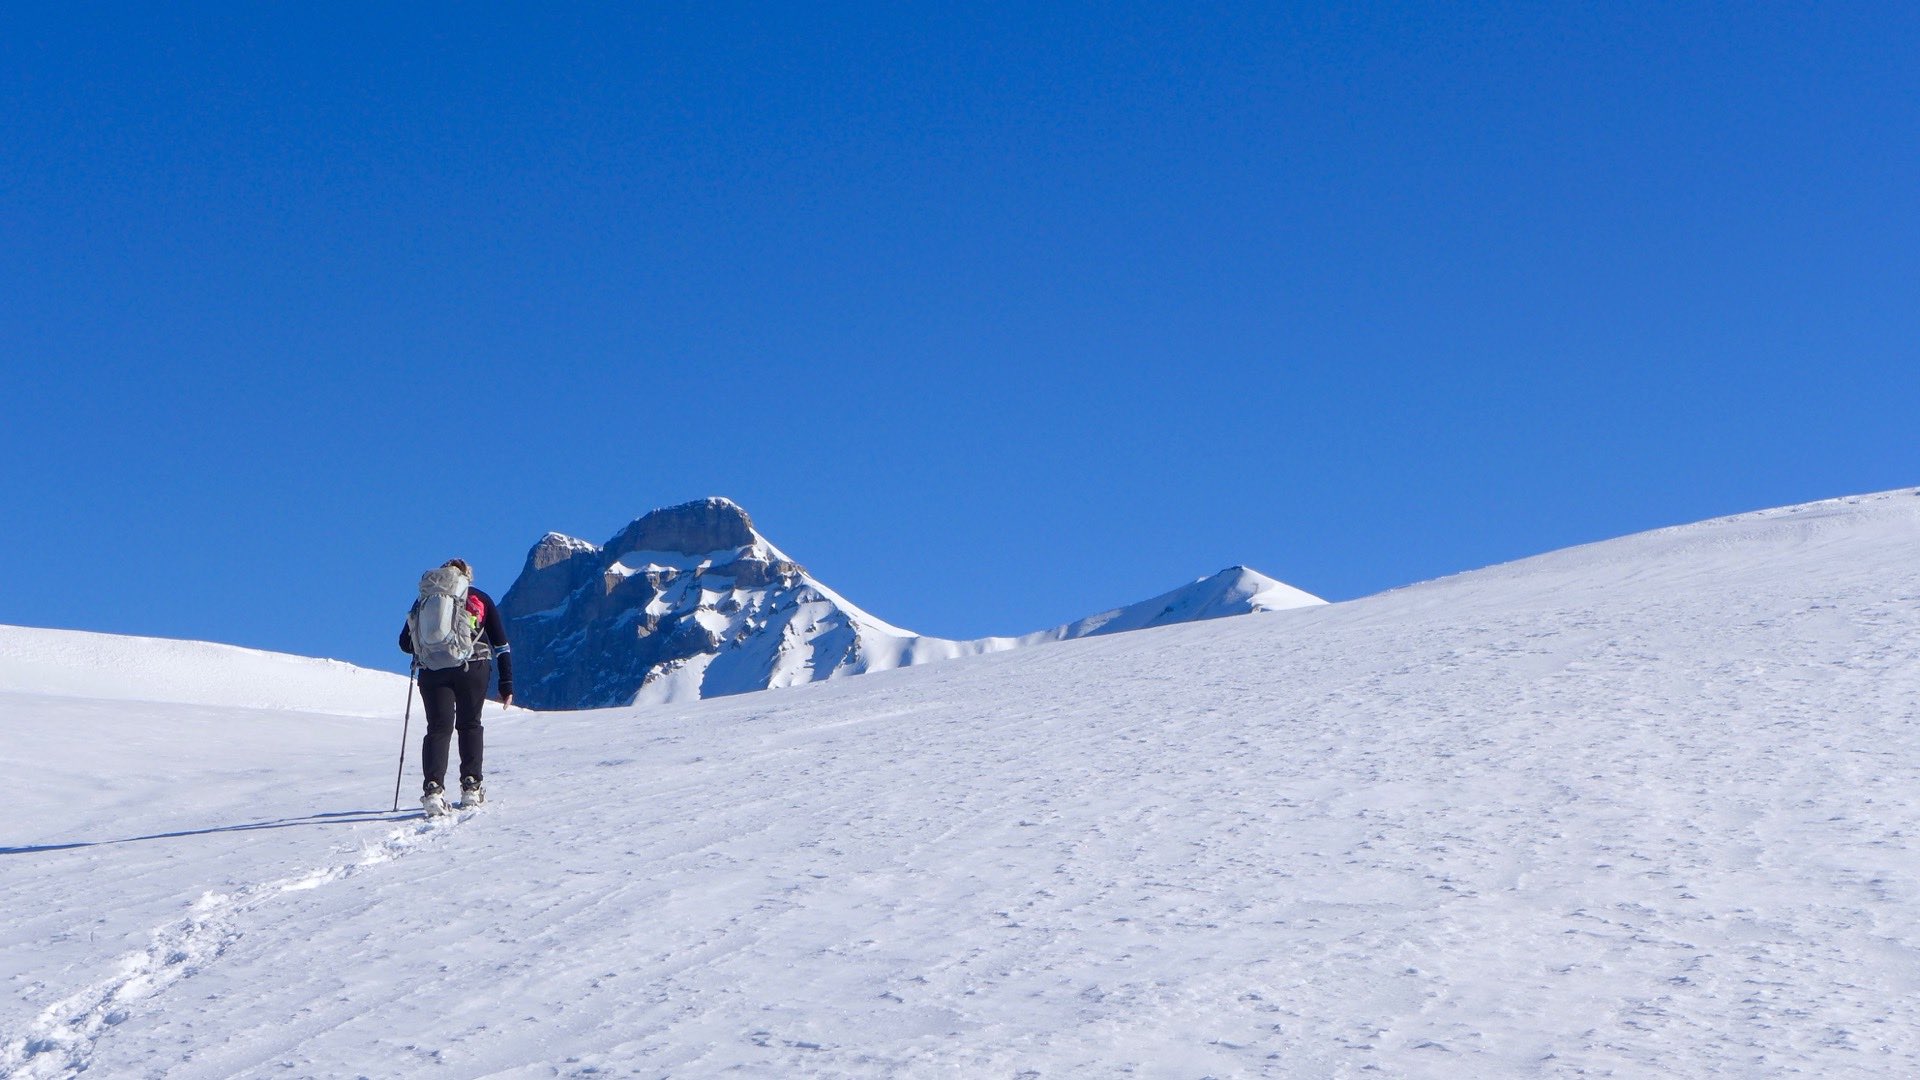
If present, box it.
[392,663,417,813]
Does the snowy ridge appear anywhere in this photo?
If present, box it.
[501,497,1324,709]
[0,624,409,715]
[6,487,1920,1076]
[1012,565,1326,645]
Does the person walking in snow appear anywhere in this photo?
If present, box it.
[399,558,513,816]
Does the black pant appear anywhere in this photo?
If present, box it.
[418,660,489,790]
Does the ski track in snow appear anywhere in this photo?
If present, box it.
[0,810,480,1079]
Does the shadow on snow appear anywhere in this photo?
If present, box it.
[2,808,421,855]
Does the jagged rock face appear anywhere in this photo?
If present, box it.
[508,534,600,616]
[501,497,1327,710]
[605,497,758,559]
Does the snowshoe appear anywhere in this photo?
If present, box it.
[421,782,451,818]
[459,778,486,809]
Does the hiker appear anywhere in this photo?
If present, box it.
[399,558,512,816]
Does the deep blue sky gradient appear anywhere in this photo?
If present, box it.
[4,4,1916,674]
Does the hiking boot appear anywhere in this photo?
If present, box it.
[459,777,486,809]
[421,781,450,818]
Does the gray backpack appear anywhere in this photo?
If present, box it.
[408,566,484,670]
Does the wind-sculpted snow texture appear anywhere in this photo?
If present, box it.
[7,488,1920,1076]
[498,496,1323,709]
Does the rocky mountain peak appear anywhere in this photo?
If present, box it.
[529,533,597,571]
[605,497,759,559]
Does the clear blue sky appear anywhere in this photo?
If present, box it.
[4,4,1915,676]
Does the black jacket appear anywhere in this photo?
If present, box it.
[399,586,513,694]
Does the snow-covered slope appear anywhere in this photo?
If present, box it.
[0,624,409,716]
[7,488,1920,1078]
[500,497,1323,708]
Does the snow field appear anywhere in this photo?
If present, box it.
[4,488,1920,1076]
